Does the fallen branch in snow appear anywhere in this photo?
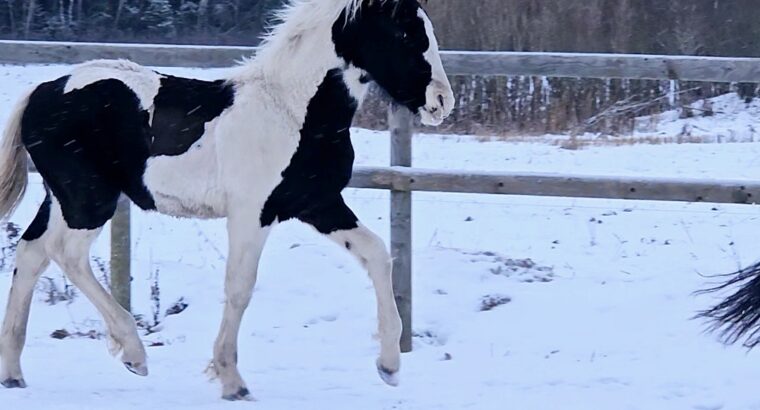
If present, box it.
[575,87,703,135]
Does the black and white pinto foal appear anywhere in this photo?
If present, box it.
[0,0,453,400]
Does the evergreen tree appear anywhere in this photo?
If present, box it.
[140,0,175,37]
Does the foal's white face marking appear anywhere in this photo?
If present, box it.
[418,8,454,126]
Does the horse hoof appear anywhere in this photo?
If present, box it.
[1,378,27,389]
[124,362,149,377]
[222,387,253,401]
[376,364,399,387]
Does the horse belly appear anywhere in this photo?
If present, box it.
[143,131,226,219]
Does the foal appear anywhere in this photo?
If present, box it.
[0,0,453,400]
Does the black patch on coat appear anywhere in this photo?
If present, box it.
[332,0,431,113]
[260,69,359,233]
[21,191,51,241]
[150,76,235,156]
[22,75,155,229]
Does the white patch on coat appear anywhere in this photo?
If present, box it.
[64,59,161,110]
[143,117,229,219]
[343,65,370,104]
[417,8,455,126]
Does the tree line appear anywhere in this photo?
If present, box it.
[0,0,282,44]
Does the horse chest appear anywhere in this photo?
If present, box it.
[258,68,358,227]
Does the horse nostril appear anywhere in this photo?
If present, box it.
[430,107,438,113]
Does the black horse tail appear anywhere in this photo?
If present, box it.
[697,262,760,348]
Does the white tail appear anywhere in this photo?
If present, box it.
[0,89,32,221]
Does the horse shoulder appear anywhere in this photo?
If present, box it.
[215,87,302,204]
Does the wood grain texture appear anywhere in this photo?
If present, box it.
[1,40,758,82]
[440,51,760,82]
[388,103,414,354]
[110,196,131,312]
[350,166,760,205]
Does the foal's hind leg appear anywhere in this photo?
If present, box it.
[301,198,403,386]
[44,200,147,376]
[0,208,51,388]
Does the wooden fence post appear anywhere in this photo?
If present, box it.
[110,196,131,312]
[389,102,414,353]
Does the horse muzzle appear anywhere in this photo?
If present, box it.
[419,79,455,126]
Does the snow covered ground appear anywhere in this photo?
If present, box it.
[511,92,760,147]
[2,65,760,409]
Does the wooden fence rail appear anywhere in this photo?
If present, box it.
[350,167,760,204]
[6,40,760,353]
[2,40,760,82]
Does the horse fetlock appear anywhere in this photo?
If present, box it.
[213,358,250,400]
[107,332,148,376]
[106,334,123,356]
[121,344,147,375]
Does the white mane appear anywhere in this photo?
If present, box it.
[234,0,394,79]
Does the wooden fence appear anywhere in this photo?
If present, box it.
[3,40,760,353]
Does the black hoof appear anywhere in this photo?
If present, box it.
[377,365,399,387]
[123,362,148,376]
[1,378,27,389]
[222,387,252,401]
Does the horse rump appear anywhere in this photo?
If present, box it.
[697,261,760,348]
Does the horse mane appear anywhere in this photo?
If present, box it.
[235,0,395,78]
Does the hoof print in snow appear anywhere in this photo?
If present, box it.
[1,378,26,389]
[50,329,71,339]
[165,297,189,317]
[413,330,447,346]
[222,387,253,401]
[479,294,512,312]
[49,328,103,340]
[464,251,555,283]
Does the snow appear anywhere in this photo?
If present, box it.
[632,93,760,143]
[2,64,760,409]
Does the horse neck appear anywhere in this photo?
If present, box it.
[234,9,352,128]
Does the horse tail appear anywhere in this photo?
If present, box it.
[0,88,32,221]
[697,262,760,348]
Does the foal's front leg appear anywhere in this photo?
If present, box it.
[211,215,270,401]
[301,198,403,385]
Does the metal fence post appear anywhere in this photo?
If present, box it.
[110,196,131,312]
[389,102,414,353]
